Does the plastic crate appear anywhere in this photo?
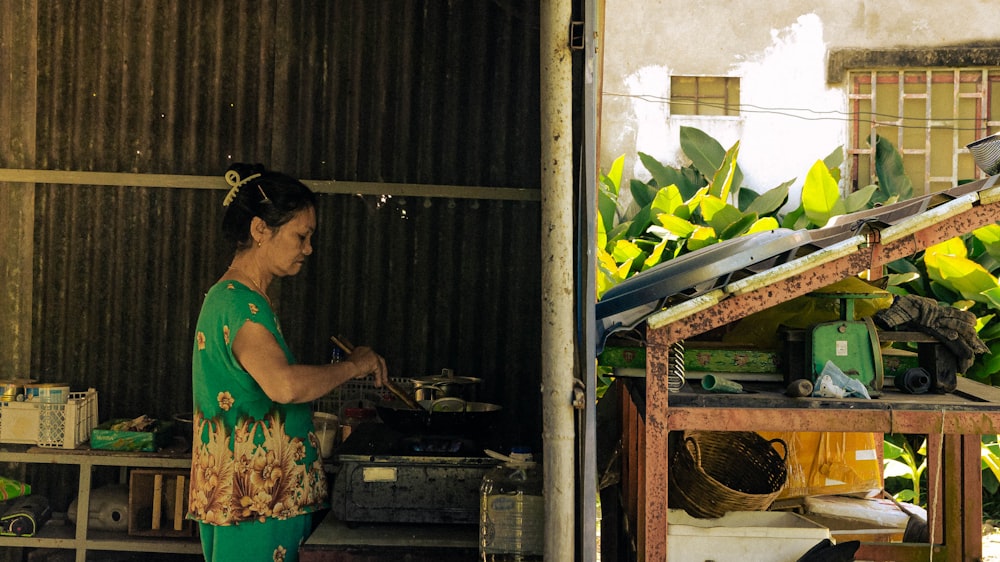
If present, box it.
[313,377,412,418]
[0,389,99,449]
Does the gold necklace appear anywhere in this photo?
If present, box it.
[227,265,271,306]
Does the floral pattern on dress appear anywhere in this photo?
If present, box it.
[217,391,234,411]
[188,410,327,526]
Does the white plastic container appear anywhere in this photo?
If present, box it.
[312,412,339,458]
[480,448,543,561]
[667,509,831,562]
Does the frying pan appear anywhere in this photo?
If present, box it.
[375,399,502,437]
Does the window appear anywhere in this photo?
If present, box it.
[670,76,740,117]
[847,69,1000,195]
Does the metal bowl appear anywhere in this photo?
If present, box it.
[967,133,1000,176]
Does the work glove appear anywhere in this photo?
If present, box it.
[872,294,988,374]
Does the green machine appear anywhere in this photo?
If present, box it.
[783,292,884,396]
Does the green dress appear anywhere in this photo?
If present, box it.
[188,280,326,561]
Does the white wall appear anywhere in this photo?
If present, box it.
[600,0,1000,198]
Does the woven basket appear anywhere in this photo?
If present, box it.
[968,133,1000,176]
[668,430,787,519]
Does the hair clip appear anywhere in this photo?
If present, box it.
[223,170,263,207]
[257,185,272,205]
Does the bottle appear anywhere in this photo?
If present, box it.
[480,447,544,561]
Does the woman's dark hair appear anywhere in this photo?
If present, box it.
[221,163,318,250]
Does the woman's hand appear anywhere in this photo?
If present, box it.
[345,346,388,387]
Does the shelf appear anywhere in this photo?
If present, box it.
[0,443,196,560]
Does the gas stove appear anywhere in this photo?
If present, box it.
[329,422,499,525]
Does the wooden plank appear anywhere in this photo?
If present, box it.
[152,473,163,530]
[667,407,893,432]
[174,474,186,531]
[962,436,983,560]
[0,168,539,201]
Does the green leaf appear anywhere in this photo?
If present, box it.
[676,164,709,200]
[597,189,618,240]
[643,239,668,270]
[680,126,744,191]
[984,287,1000,311]
[681,126,726,178]
[650,184,684,218]
[822,145,844,171]
[974,224,1000,262]
[873,135,914,204]
[883,458,915,479]
[884,439,906,461]
[630,178,659,209]
[708,141,740,202]
[686,226,718,251]
[781,206,805,229]
[720,213,758,239]
[845,184,878,213]
[737,187,758,211]
[700,196,745,234]
[625,204,653,239]
[611,239,643,264]
[638,152,681,189]
[801,160,846,226]
[983,444,1000,484]
[745,181,792,217]
[967,340,1000,381]
[603,154,624,197]
[656,214,697,238]
[748,216,780,233]
[978,317,1000,341]
[925,245,999,302]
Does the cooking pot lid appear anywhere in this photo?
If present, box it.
[413,375,481,385]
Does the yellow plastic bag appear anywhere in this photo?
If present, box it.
[758,431,883,499]
[721,277,893,348]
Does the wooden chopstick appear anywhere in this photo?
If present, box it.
[329,336,421,410]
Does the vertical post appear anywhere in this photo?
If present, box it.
[540,0,576,560]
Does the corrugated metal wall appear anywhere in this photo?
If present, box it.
[16,0,545,457]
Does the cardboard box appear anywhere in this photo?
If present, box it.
[90,419,174,452]
[757,431,883,499]
[128,469,195,537]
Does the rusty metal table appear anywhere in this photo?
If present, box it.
[621,372,1000,562]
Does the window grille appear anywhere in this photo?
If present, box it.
[848,69,1000,196]
[670,76,741,117]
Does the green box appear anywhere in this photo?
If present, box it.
[90,419,174,452]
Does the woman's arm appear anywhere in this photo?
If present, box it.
[232,319,387,404]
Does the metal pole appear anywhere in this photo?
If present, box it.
[540,0,576,560]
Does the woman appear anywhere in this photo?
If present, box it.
[188,163,387,562]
